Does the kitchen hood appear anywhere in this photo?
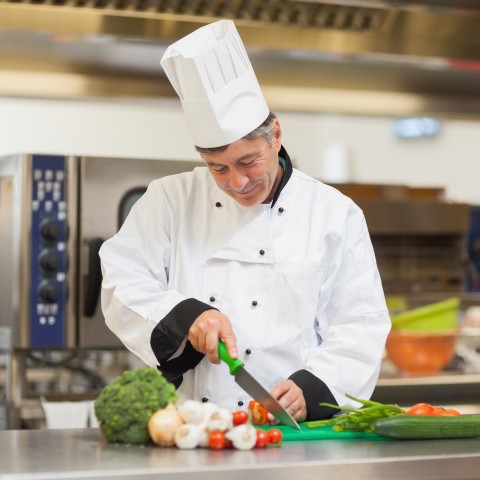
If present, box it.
[1,0,480,117]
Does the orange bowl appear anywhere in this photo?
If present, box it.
[385,330,458,375]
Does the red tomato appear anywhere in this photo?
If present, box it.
[255,429,268,448]
[406,403,435,416]
[232,410,249,426]
[266,428,283,444]
[437,408,461,416]
[407,403,461,417]
[248,400,269,426]
[208,430,226,450]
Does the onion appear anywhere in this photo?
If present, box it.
[177,400,205,425]
[174,423,202,449]
[148,403,184,447]
[225,424,257,450]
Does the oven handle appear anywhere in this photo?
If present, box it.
[84,237,104,317]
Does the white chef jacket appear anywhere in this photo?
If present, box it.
[99,147,390,419]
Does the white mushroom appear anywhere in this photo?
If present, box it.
[225,424,257,450]
[177,400,205,425]
[174,423,202,449]
[207,408,233,432]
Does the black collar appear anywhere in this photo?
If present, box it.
[271,145,293,207]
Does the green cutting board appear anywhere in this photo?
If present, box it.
[260,423,383,441]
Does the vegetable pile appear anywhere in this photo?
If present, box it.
[148,399,283,450]
[94,368,283,449]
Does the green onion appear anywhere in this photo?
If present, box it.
[306,394,406,432]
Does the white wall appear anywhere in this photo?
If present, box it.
[0,97,197,161]
[280,112,480,205]
[1,97,479,204]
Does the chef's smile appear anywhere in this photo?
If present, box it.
[202,121,283,207]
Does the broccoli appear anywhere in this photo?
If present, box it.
[94,367,178,445]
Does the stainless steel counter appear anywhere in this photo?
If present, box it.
[0,428,479,480]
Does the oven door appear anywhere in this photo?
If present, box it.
[78,156,202,348]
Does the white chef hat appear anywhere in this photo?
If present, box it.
[160,19,269,148]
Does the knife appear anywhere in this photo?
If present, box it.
[218,340,301,430]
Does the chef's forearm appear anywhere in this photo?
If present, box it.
[289,369,339,421]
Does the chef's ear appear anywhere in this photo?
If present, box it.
[273,118,282,152]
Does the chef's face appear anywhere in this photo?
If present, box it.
[202,119,283,207]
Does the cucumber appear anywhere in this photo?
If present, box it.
[373,414,480,440]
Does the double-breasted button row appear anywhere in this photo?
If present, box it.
[202,396,247,409]
[215,202,285,212]
[208,296,259,307]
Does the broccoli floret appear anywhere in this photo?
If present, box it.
[94,367,178,445]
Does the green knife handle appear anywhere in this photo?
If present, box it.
[218,340,244,375]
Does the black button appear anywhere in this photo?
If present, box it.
[201,397,209,403]
[209,296,215,302]
[251,300,258,307]
[238,400,244,407]
[245,349,252,355]
[259,249,265,256]
[278,207,285,213]
[215,202,222,207]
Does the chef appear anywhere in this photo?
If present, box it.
[99,19,391,422]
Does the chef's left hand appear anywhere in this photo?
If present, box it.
[268,380,307,424]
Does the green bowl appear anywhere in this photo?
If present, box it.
[390,298,460,331]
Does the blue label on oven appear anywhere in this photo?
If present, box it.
[30,155,68,348]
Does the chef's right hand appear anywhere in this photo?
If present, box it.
[188,310,238,364]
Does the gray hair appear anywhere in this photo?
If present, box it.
[195,112,277,156]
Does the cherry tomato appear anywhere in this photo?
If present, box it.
[248,400,269,426]
[407,403,461,417]
[208,430,226,450]
[406,403,435,416]
[266,428,283,445]
[441,409,461,416]
[255,429,268,448]
[232,410,249,426]
[436,408,461,416]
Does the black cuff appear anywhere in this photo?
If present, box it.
[150,297,216,364]
[289,369,339,421]
[157,343,204,389]
[150,298,217,388]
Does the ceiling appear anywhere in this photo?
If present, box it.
[1,0,480,118]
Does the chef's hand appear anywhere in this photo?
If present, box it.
[188,309,238,364]
[269,380,307,424]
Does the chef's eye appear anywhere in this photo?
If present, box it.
[212,166,227,174]
[240,159,255,167]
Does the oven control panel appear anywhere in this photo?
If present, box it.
[30,155,68,347]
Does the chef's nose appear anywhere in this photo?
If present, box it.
[228,168,249,191]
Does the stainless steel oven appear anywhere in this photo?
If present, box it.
[0,154,201,350]
[1,153,202,427]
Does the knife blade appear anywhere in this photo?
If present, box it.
[218,340,301,430]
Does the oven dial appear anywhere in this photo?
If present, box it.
[40,220,62,242]
[39,282,61,303]
[39,251,61,273]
